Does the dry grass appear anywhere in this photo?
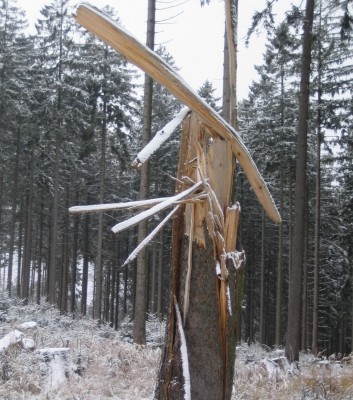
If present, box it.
[0,299,159,399]
[1,297,353,399]
[232,343,353,399]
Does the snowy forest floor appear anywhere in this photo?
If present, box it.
[0,294,353,399]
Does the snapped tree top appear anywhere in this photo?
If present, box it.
[74,3,281,225]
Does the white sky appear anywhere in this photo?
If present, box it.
[19,0,280,100]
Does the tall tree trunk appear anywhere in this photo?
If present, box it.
[301,214,309,350]
[224,0,238,128]
[21,143,35,304]
[7,127,20,297]
[275,158,284,346]
[133,0,156,345]
[81,193,91,316]
[350,248,353,352]
[109,236,117,327]
[59,179,70,313]
[260,210,266,344]
[36,192,45,305]
[123,237,129,316]
[151,241,157,314]
[94,99,107,322]
[16,205,23,298]
[48,5,65,304]
[312,5,322,354]
[275,67,285,346]
[286,0,315,363]
[157,230,164,319]
[222,27,230,123]
[155,113,242,399]
[249,241,255,344]
[70,190,80,313]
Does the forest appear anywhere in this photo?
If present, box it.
[0,0,353,387]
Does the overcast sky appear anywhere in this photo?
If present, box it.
[19,0,280,100]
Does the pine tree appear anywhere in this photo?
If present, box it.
[0,0,33,298]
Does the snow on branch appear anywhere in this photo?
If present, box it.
[131,106,190,168]
[68,197,170,214]
[174,296,191,400]
[123,206,180,266]
[111,180,204,234]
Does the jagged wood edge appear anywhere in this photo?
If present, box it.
[74,4,281,224]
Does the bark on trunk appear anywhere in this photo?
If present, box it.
[94,99,107,322]
[286,0,315,363]
[157,230,164,319]
[81,193,90,316]
[260,210,266,344]
[7,127,20,297]
[21,143,35,304]
[312,8,322,354]
[154,113,243,399]
[133,0,156,345]
[70,190,80,313]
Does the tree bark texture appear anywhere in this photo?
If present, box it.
[312,8,322,354]
[93,100,107,322]
[286,0,315,363]
[7,127,20,297]
[154,113,244,400]
[133,0,156,345]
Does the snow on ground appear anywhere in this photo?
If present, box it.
[0,295,159,399]
[0,292,353,399]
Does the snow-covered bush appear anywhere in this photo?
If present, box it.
[146,313,165,348]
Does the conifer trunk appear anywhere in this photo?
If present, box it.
[21,143,35,304]
[94,99,107,322]
[260,210,266,344]
[133,0,156,345]
[286,0,315,363]
[7,127,20,297]
[312,6,322,354]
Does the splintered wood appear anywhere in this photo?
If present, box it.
[180,113,239,251]
[74,4,281,225]
[180,113,243,325]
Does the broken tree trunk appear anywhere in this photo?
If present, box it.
[154,113,244,399]
[73,6,280,398]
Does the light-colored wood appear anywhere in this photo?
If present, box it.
[74,4,281,224]
[224,204,240,253]
[207,137,234,212]
[225,0,238,128]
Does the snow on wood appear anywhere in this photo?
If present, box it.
[69,197,170,214]
[215,260,221,277]
[111,181,203,234]
[22,337,35,350]
[131,106,190,168]
[38,348,71,392]
[0,330,24,353]
[174,296,191,400]
[227,284,232,316]
[225,251,244,269]
[39,348,70,355]
[123,206,180,266]
[19,321,37,329]
[74,4,281,224]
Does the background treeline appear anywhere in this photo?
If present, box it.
[1,0,353,356]
[0,0,181,327]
